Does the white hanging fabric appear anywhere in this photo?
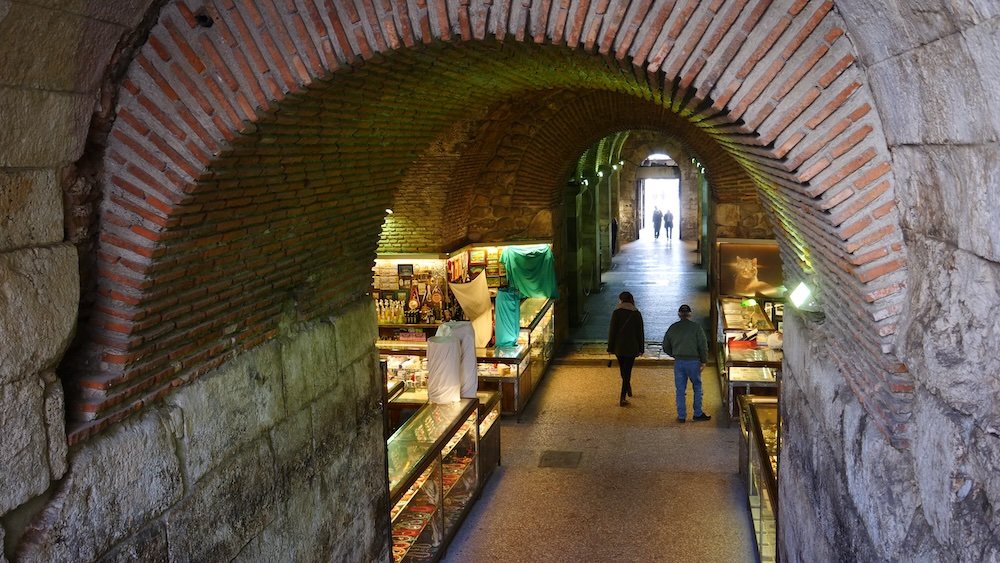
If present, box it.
[436,321,478,398]
[447,271,493,347]
[426,335,461,404]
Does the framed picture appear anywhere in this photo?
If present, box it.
[397,264,414,278]
[717,240,783,297]
[469,249,487,265]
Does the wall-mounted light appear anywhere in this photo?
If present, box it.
[618,160,625,166]
[790,281,825,321]
[385,208,394,215]
[582,179,589,186]
[612,164,620,171]
[597,170,604,178]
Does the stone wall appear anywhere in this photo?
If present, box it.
[11,300,389,561]
[778,4,1000,560]
[714,201,773,240]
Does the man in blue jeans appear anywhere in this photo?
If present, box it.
[662,304,711,423]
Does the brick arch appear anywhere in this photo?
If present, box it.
[70,0,910,444]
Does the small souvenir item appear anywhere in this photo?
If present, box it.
[408,284,420,311]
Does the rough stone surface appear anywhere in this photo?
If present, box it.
[17,411,182,562]
[167,344,284,485]
[842,400,919,559]
[28,0,154,27]
[965,17,1000,145]
[0,525,6,563]
[894,145,1000,261]
[0,2,126,92]
[0,245,78,384]
[868,32,994,145]
[165,439,276,561]
[334,300,378,367]
[42,374,67,480]
[0,377,48,514]
[279,322,339,411]
[0,87,92,167]
[898,239,1000,418]
[0,169,62,250]
[96,523,168,563]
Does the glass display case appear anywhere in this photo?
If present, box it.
[477,390,502,482]
[738,396,779,563]
[387,399,479,563]
[518,298,555,387]
[387,388,501,486]
[476,345,533,417]
[716,297,782,418]
[725,367,777,418]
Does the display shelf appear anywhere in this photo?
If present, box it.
[388,389,502,488]
[742,396,779,563]
[723,367,778,418]
[387,399,479,563]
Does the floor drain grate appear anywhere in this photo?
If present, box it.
[538,450,582,469]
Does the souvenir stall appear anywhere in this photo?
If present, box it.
[713,239,785,418]
[713,238,784,563]
[375,242,557,418]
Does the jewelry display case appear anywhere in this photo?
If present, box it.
[387,399,479,563]
[738,396,779,563]
[387,389,501,486]
[716,297,782,418]
[518,298,555,388]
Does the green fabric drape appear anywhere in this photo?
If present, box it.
[494,287,522,348]
[500,245,559,298]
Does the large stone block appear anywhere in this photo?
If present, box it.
[95,522,168,563]
[280,322,339,411]
[28,0,155,27]
[911,389,987,551]
[963,17,1000,161]
[165,439,277,562]
[0,2,125,93]
[0,377,48,514]
[842,400,919,559]
[0,169,62,250]
[42,374,67,480]
[333,299,377,367]
[898,239,1000,418]
[0,87,91,167]
[166,343,284,484]
[0,245,79,385]
[893,145,1000,261]
[868,33,995,145]
[17,411,182,562]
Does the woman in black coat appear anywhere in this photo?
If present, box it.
[607,291,645,406]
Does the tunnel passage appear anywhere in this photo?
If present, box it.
[64,0,910,446]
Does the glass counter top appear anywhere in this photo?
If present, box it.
[728,367,777,383]
[378,341,529,363]
[519,297,553,329]
[720,297,775,332]
[727,346,783,367]
[387,399,477,502]
[752,402,780,478]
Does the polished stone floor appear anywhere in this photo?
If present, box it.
[441,230,757,563]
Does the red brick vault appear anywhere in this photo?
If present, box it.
[69,0,910,445]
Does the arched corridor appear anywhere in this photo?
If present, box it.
[2,1,998,561]
[441,226,755,562]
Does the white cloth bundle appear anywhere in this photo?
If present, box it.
[436,321,478,398]
[426,335,462,404]
[447,271,493,347]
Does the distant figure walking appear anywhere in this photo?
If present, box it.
[607,291,645,406]
[652,207,663,239]
[662,304,710,422]
[664,210,674,239]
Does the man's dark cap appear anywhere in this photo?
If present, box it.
[678,304,692,314]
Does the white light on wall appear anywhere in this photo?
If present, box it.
[597,170,604,178]
[789,282,812,308]
[385,208,394,215]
